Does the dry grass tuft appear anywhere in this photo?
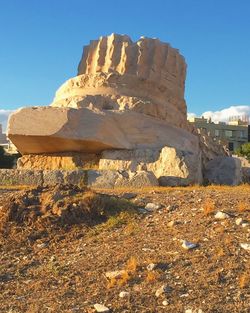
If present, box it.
[239,272,250,289]
[216,247,225,258]
[117,270,130,286]
[107,277,117,289]
[203,198,215,215]
[107,270,131,288]
[237,201,248,212]
[126,256,138,273]
[145,271,160,283]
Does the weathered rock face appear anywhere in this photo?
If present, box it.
[17,152,99,170]
[51,34,188,129]
[87,170,159,189]
[189,126,229,166]
[99,147,203,186]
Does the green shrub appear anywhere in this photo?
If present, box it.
[235,142,250,162]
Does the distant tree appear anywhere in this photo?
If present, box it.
[0,146,18,168]
[235,142,250,162]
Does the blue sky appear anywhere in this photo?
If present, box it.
[0,0,250,121]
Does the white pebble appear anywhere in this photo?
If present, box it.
[147,263,157,271]
[145,203,161,211]
[181,240,198,250]
[105,270,126,279]
[94,304,110,313]
[215,211,229,220]
[240,243,250,251]
[162,300,169,306]
[235,218,243,225]
[119,291,130,298]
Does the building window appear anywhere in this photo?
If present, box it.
[215,129,220,137]
[228,142,234,151]
[225,130,233,137]
[239,131,246,138]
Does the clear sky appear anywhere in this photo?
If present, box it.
[0,0,250,117]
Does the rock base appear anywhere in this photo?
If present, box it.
[17,153,99,170]
[0,169,158,188]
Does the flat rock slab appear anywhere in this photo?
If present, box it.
[8,106,199,155]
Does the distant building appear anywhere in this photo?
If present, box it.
[188,116,250,152]
[0,123,18,154]
[0,124,8,146]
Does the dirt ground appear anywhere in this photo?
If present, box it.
[0,185,249,313]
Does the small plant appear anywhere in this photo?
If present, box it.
[239,272,250,289]
[237,201,248,212]
[202,198,215,215]
[216,247,225,258]
[107,277,117,289]
[106,256,138,289]
[117,270,130,286]
[126,256,138,273]
[145,271,159,283]
[107,270,131,288]
[123,221,139,235]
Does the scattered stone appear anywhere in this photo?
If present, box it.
[105,270,126,279]
[235,217,243,225]
[162,300,169,306]
[155,285,171,297]
[36,243,47,249]
[240,243,250,251]
[181,240,198,250]
[185,309,203,313]
[94,304,110,313]
[167,204,179,212]
[122,192,137,199]
[137,208,149,214]
[142,248,155,252]
[119,291,130,298]
[145,203,161,211]
[214,211,230,220]
[242,222,248,228]
[167,220,176,227]
[147,263,157,271]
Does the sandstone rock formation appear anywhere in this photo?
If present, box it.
[7,34,230,187]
